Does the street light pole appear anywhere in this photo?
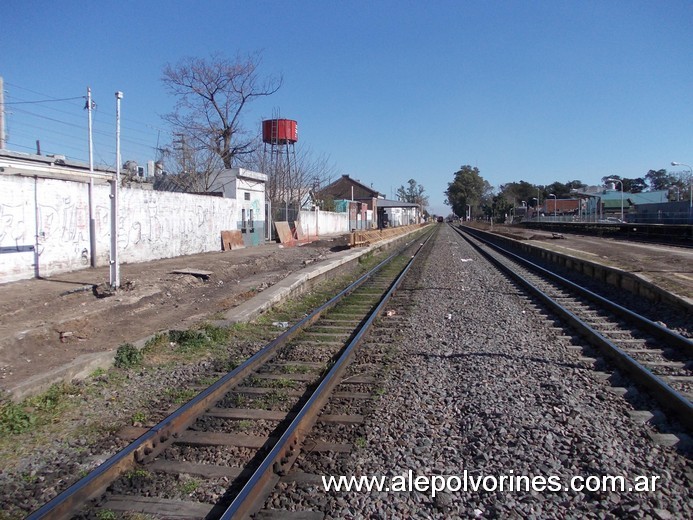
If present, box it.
[605,178,624,222]
[110,91,123,290]
[671,161,692,209]
[549,193,557,219]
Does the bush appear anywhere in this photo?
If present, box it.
[114,343,143,368]
[0,400,36,434]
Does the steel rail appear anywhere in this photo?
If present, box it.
[219,231,435,519]
[460,226,692,354]
[452,225,693,431]
[26,229,431,520]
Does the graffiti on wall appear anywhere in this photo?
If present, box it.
[1,175,240,282]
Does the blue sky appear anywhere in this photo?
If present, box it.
[2,0,692,215]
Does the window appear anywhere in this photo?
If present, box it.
[248,209,254,231]
[244,192,250,201]
[241,209,246,231]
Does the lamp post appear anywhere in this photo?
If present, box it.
[605,178,624,222]
[549,193,557,219]
[671,162,692,209]
[110,91,123,290]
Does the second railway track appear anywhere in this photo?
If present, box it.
[452,224,693,435]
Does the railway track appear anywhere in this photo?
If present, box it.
[452,224,693,434]
[27,226,434,520]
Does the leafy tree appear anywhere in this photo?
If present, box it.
[445,165,486,217]
[644,169,676,191]
[601,175,647,193]
[498,180,540,207]
[482,195,513,223]
[162,52,282,173]
[396,179,429,212]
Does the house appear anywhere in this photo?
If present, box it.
[316,174,421,229]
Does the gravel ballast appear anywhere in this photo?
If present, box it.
[309,224,691,519]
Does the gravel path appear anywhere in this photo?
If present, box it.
[317,224,691,519]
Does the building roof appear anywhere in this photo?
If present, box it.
[318,174,382,200]
[377,199,420,209]
[0,149,114,174]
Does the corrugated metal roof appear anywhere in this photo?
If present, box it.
[376,199,419,208]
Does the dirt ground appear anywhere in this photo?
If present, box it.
[0,238,344,394]
[1,225,691,397]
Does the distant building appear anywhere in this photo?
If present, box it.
[316,174,421,228]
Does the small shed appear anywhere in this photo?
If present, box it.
[211,168,268,246]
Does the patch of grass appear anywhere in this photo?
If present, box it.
[143,332,168,352]
[258,390,289,409]
[263,377,297,389]
[0,400,36,434]
[90,367,107,378]
[354,436,367,449]
[169,329,209,351]
[114,343,143,368]
[165,387,198,404]
[196,375,220,386]
[125,468,150,480]
[178,478,199,495]
[29,382,81,413]
[95,510,117,520]
[234,420,252,430]
[131,411,147,425]
[281,364,312,374]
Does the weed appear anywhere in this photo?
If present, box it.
[178,478,199,495]
[196,375,220,386]
[90,368,107,378]
[125,468,150,479]
[355,436,367,449]
[234,420,252,430]
[259,390,288,409]
[165,387,198,404]
[131,411,147,425]
[228,394,248,407]
[114,343,143,368]
[96,510,117,520]
[281,364,312,374]
[0,400,36,434]
[264,377,297,389]
[143,332,168,352]
[169,330,208,351]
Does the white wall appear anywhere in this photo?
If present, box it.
[1,174,238,283]
[298,209,348,237]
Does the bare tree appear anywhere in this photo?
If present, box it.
[161,52,282,175]
[154,132,226,192]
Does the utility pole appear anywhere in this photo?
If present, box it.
[0,76,5,149]
[86,87,97,267]
[110,91,123,290]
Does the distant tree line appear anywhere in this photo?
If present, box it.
[446,165,690,223]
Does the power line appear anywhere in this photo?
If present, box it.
[4,96,85,105]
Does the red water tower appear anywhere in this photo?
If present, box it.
[262,119,298,144]
[262,116,299,237]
